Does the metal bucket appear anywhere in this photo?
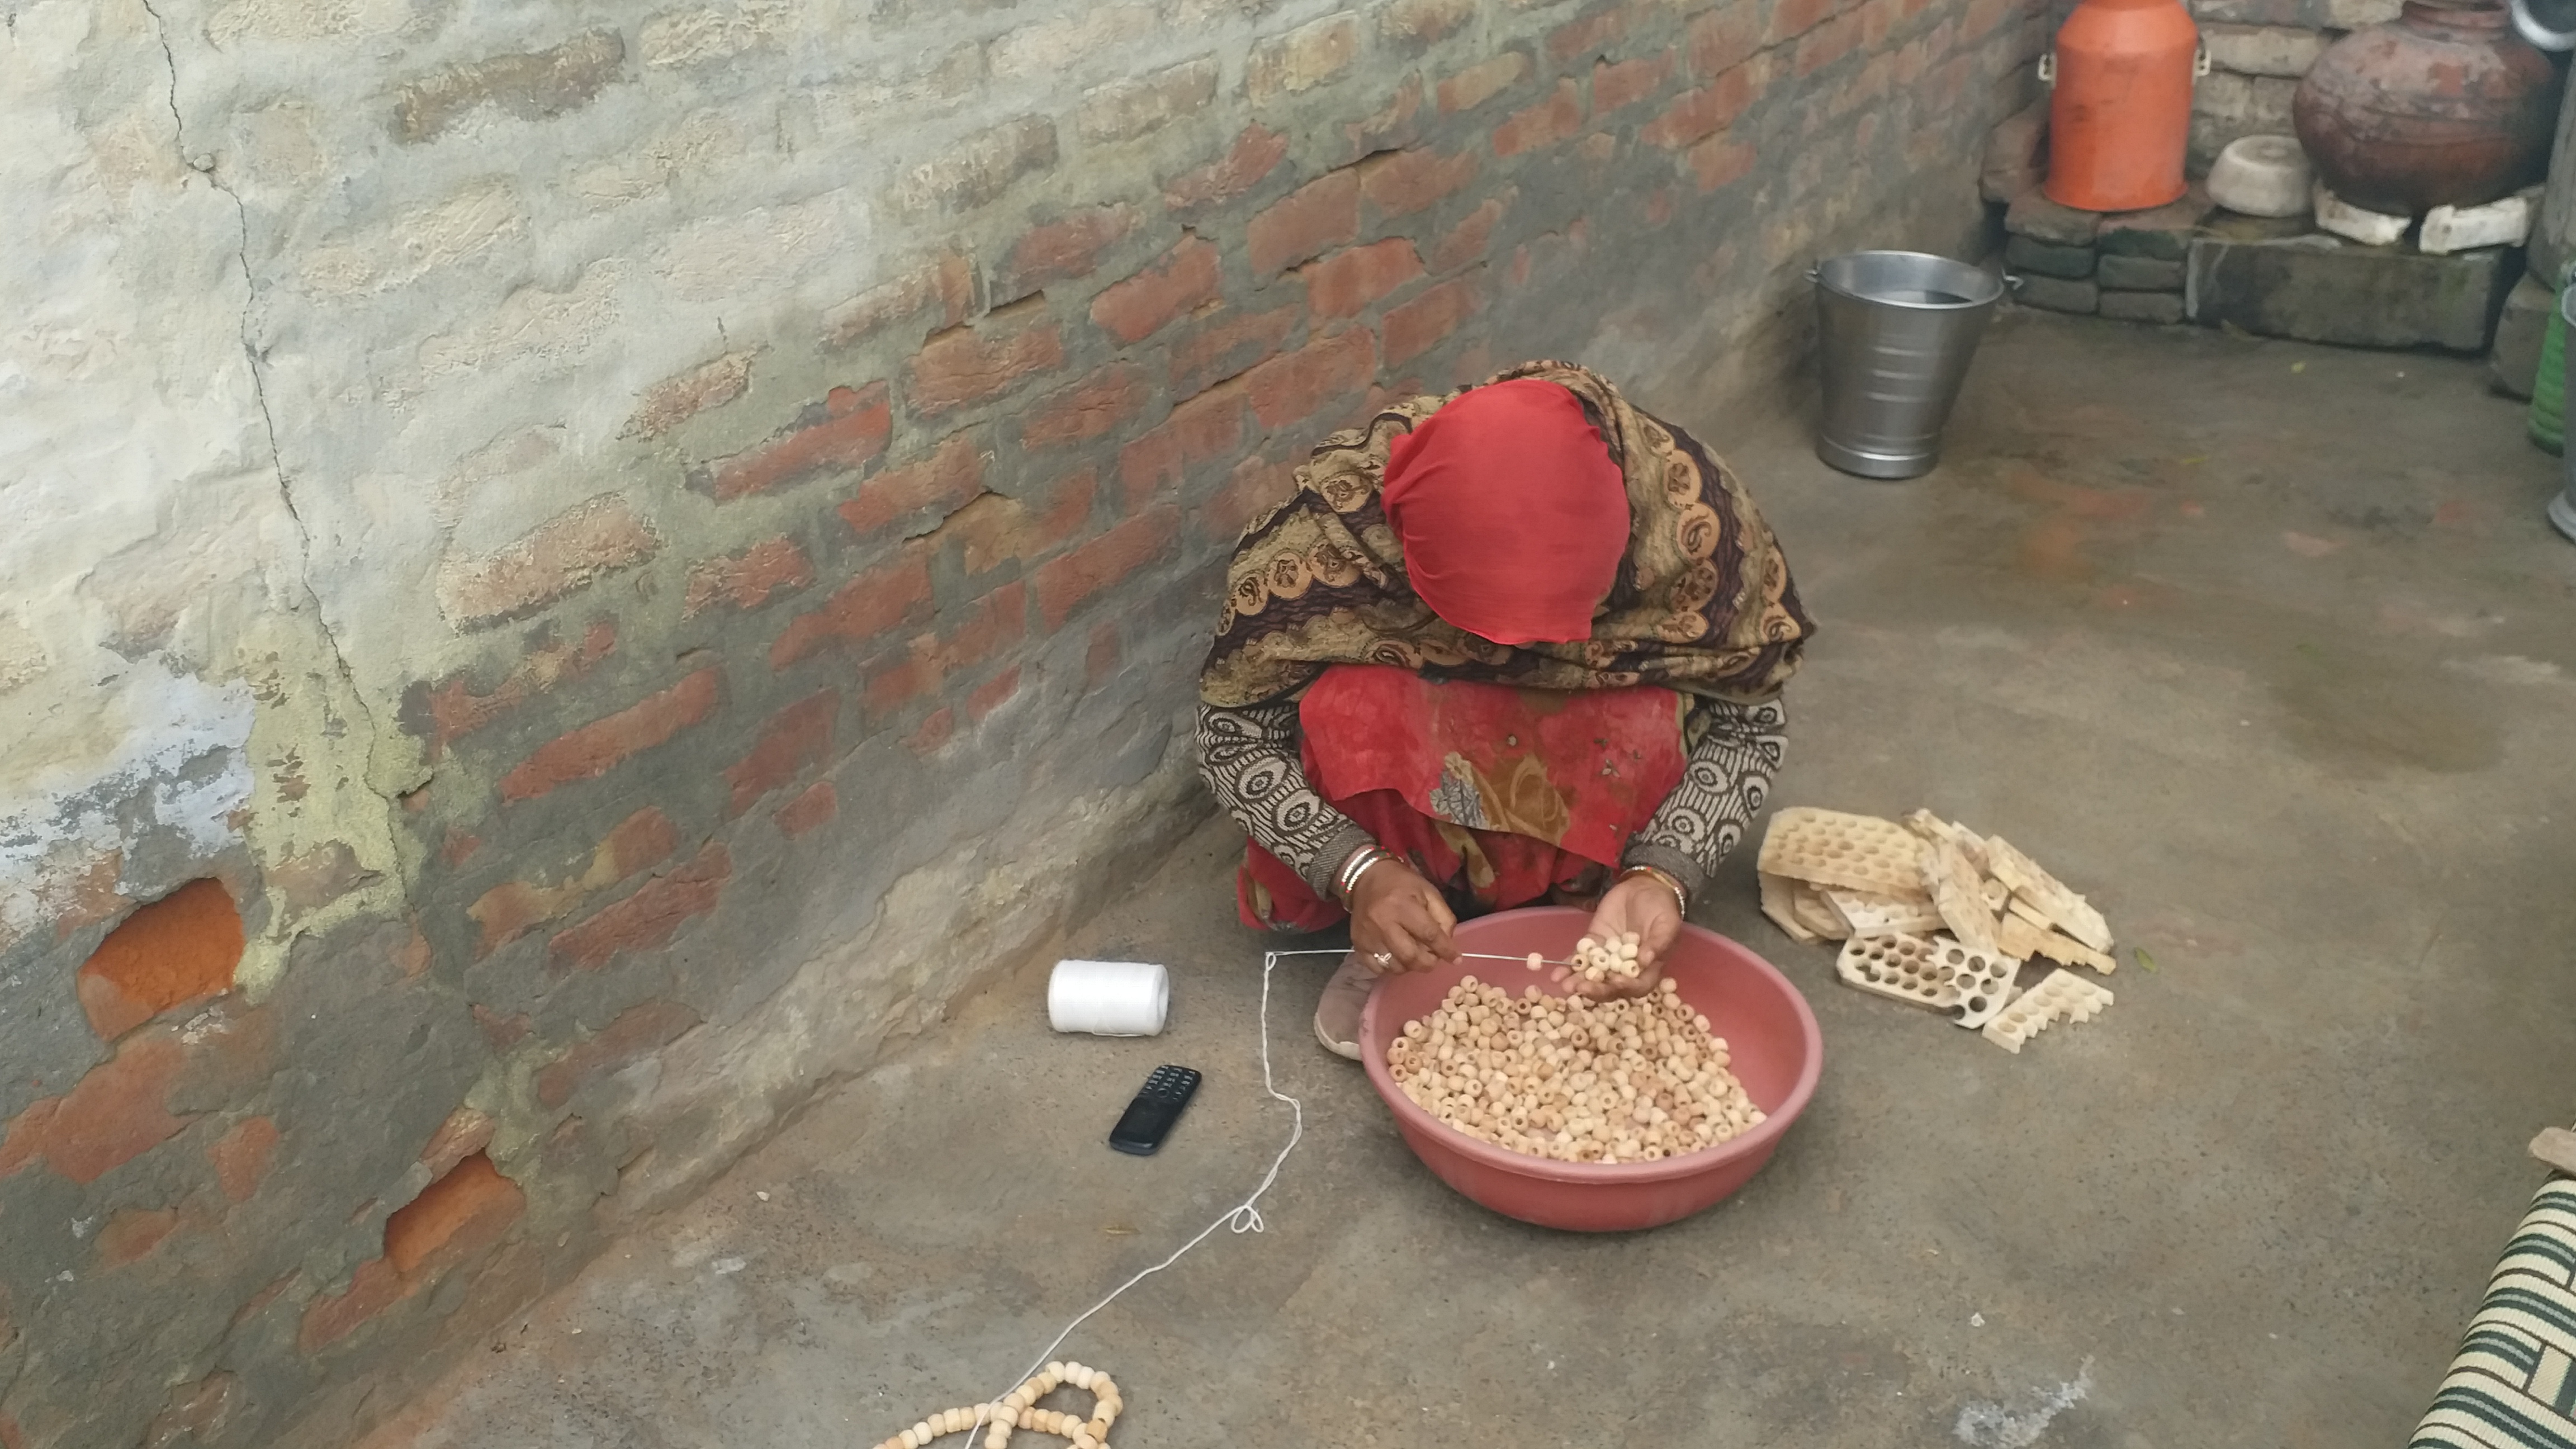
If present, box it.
[1812,251,2005,480]
[2555,284,2576,542]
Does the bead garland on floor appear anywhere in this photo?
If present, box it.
[1388,974,1764,1163]
[872,1361,1124,1449]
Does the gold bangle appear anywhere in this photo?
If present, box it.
[1617,863,1687,917]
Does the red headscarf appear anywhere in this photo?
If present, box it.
[1381,378,1631,646]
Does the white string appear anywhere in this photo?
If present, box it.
[954,947,1347,1442]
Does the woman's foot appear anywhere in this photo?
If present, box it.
[1312,950,1378,1060]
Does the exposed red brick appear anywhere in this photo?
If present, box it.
[950,471,1098,575]
[97,1206,181,1267]
[1206,453,1303,540]
[1549,6,1628,59]
[168,996,277,1106]
[1119,383,1248,509]
[441,828,481,868]
[1434,191,1513,272]
[774,780,837,837]
[1767,0,1835,43]
[1169,304,1301,398]
[1090,236,1224,344]
[383,1152,524,1280]
[683,537,814,617]
[497,669,721,803]
[722,689,839,816]
[1085,623,1123,687]
[770,550,935,669]
[1248,171,1361,276]
[624,351,755,439]
[1690,2,1761,74]
[0,1033,193,1185]
[1357,146,1480,217]
[403,620,615,763]
[211,1115,280,1203]
[418,1107,495,1181]
[1247,13,1360,100]
[470,807,676,957]
[1594,53,1673,112]
[549,844,730,971]
[76,879,242,1041]
[695,383,893,502]
[1345,73,1427,155]
[1245,327,1378,430]
[999,203,1138,297]
[1642,69,1754,148]
[905,708,956,755]
[821,253,976,351]
[866,583,1027,716]
[1385,278,1481,366]
[966,666,1022,722]
[1493,79,1585,157]
[1164,124,1291,210]
[1689,137,1756,191]
[1021,365,1150,447]
[437,496,661,627]
[1301,239,1425,320]
[1438,51,1531,112]
[1797,10,1863,72]
[300,1257,406,1353]
[1381,0,1474,44]
[1035,508,1182,628]
[837,433,986,536]
[535,1003,702,1110]
[908,316,1066,416]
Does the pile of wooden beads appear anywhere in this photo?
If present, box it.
[1385,975,1764,1163]
[869,1361,1122,1449]
[1535,931,1645,984]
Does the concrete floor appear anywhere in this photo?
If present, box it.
[361,315,2576,1449]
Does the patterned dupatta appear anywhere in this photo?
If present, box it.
[1199,360,1813,709]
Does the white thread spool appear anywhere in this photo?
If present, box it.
[1047,960,1169,1036]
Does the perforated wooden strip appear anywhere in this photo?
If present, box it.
[1758,807,1928,896]
[1818,887,1945,936]
[1996,912,2116,974]
[1981,968,2113,1053]
[1791,882,1853,941]
[1833,932,2019,1027]
[1758,870,1821,945]
[1985,836,2112,953]
[1921,837,2002,953]
[1901,809,1991,874]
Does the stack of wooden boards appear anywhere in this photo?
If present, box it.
[1756,807,2116,1053]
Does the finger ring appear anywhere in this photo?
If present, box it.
[1371,951,1393,966]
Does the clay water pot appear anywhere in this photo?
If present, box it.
[2293,0,2561,216]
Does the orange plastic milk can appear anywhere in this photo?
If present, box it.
[2041,0,2203,212]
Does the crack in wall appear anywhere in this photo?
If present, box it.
[132,0,402,820]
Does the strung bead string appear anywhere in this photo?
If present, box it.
[873,948,1342,1449]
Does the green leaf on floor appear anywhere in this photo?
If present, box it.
[2134,946,2158,973]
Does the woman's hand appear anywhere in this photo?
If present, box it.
[1561,875,1684,999]
[1348,858,1460,974]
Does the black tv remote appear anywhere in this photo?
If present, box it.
[1107,1064,1201,1156]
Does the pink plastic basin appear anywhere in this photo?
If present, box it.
[1358,906,1823,1232]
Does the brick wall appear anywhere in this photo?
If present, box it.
[0,0,2042,1443]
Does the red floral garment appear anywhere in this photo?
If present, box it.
[1236,664,1687,931]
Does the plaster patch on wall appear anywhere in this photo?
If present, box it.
[0,665,256,945]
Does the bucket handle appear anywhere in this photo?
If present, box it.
[2195,43,2210,77]
[2037,51,2053,84]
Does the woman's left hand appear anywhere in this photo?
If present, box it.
[1560,875,1684,999]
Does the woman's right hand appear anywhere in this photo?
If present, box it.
[1348,858,1460,974]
